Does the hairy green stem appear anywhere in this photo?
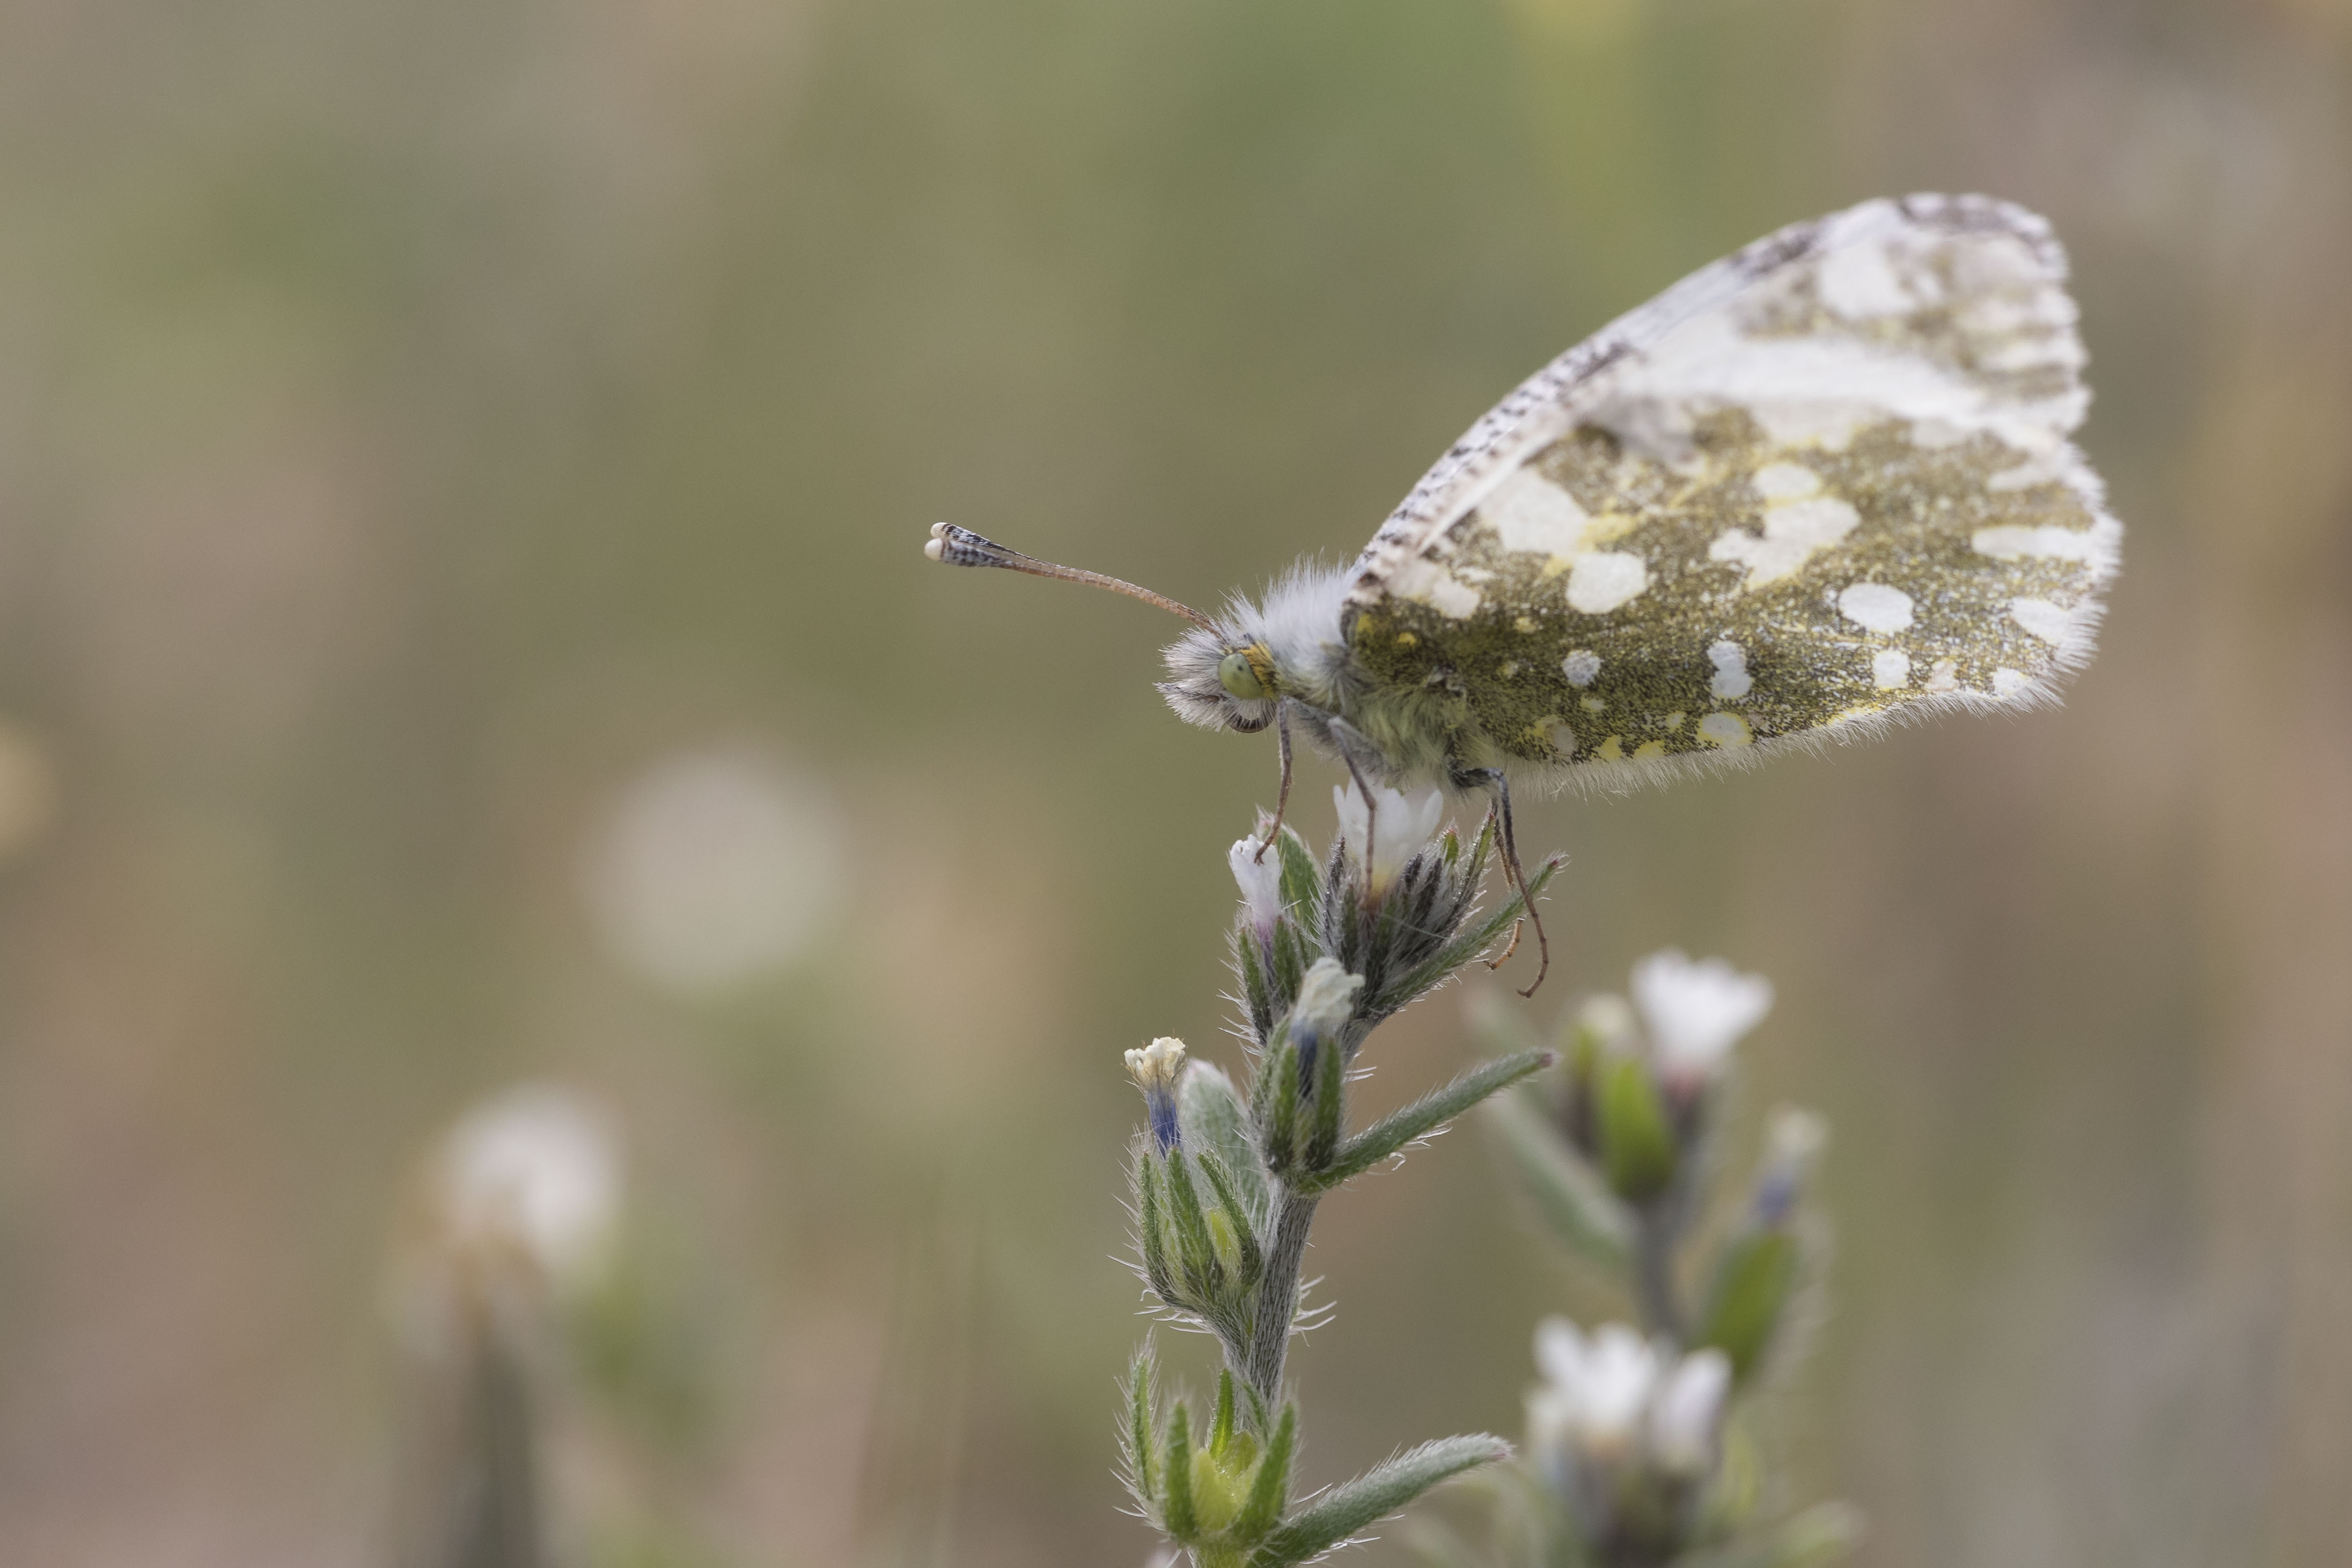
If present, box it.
[1242,1189,1320,1409]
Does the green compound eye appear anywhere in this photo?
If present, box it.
[1217,649,1270,700]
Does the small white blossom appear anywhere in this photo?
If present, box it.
[1124,1038,1187,1150]
[1291,958,1365,1040]
[1332,781,1445,898]
[1629,949,1774,1082]
[436,1084,619,1288]
[1647,1348,1731,1473]
[1530,1318,1661,1458]
[1228,836,1284,937]
[1529,1317,1733,1482]
[1123,1036,1188,1092]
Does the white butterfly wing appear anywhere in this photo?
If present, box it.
[1344,194,2120,786]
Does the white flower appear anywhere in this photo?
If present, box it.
[1332,780,1445,898]
[1529,1319,1733,1482]
[1123,1036,1187,1092]
[436,1084,619,1288]
[1229,836,1284,937]
[1629,949,1774,1081]
[1647,1348,1731,1473]
[1530,1318,1662,1457]
[1291,957,1365,1041]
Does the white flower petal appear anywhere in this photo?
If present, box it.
[1533,1315,1589,1389]
[1229,837,1284,933]
[1629,949,1774,1078]
[1577,1324,1662,1443]
[438,1085,619,1286]
[1649,1349,1732,1473]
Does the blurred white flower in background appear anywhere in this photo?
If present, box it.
[1645,1346,1732,1474]
[1527,1316,1731,1479]
[584,748,843,996]
[435,1083,620,1290]
[1629,949,1774,1083]
[1530,1318,1659,1460]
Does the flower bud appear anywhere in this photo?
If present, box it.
[1229,835,1285,941]
[1126,1037,1188,1151]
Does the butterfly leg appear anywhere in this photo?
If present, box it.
[1455,766,1550,998]
[1320,718,1387,903]
[1253,700,1296,864]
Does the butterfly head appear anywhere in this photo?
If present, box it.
[1158,623,1282,733]
[1157,562,1351,734]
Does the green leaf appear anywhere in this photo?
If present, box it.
[1163,1401,1199,1540]
[1137,1154,1180,1302]
[1184,1063,1269,1225]
[1384,858,1561,1011]
[1482,1092,1633,1270]
[1210,1368,1238,1456]
[1276,826,1321,931]
[1163,1149,1221,1289]
[1126,1344,1159,1503]
[1307,1049,1552,1192]
[1233,1403,1297,1541]
[1263,1033,1300,1175]
[1596,1055,1675,1202]
[1696,1231,1800,1386]
[1247,1434,1509,1568]
[1307,1019,1347,1171]
[1196,1151,1266,1283]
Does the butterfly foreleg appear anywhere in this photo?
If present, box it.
[1321,716,1389,902]
[1452,765,1550,998]
[1253,700,1296,864]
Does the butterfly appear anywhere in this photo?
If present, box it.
[926,194,2123,993]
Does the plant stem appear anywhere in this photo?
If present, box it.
[1632,1204,1685,1342]
[1243,1188,1320,1409]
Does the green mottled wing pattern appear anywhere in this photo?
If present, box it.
[1344,194,2120,789]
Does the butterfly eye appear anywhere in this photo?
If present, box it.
[1217,649,1270,701]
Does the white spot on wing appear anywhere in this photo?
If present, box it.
[1991,668,2031,699]
[1707,639,1752,701]
[2010,597,2072,642]
[1973,525,2103,562]
[1817,237,1917,319]
[1872,649,1912,689]
[1752,462,1822,500]
[1562,649,1601,687]
[1481,468,1596,557]
[1925,659,1960,693]
[1837,583,1915,632]
[1697,712,1752,747]
[1567,551,1649,615]
[1711,497,1862,590]
[1388,556,1483,620]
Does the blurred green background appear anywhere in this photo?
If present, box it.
[2,0,2349,1563]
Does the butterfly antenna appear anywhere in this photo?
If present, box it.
[925,523,1218,631]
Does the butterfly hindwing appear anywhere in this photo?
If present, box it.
[1343,194,2120,788]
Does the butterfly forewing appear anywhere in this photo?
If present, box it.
[1344,194,2120,787]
